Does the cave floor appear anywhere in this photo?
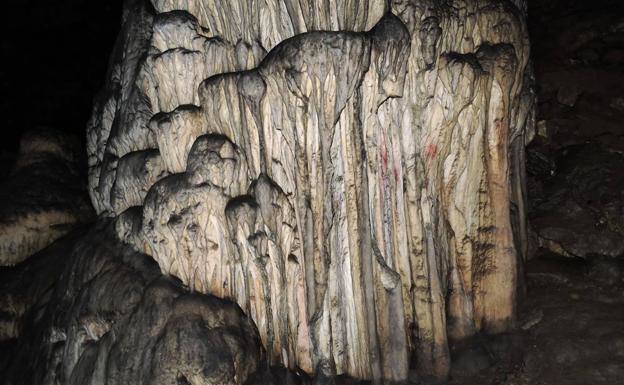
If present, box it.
[445,253,624,385]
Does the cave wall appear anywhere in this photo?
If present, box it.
[0,223,262,385]
[527,0,624,260]
[86,0,533,381]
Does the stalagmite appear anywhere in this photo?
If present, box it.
[87,0,534,381]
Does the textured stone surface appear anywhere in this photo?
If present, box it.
[0,223,262,385]
[530,145,624,258]
[518,255,624,385]
[527,0,624,261]
[0,129,94,266]
[87,0,533,381]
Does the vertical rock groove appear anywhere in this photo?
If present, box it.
[88,0,533,381]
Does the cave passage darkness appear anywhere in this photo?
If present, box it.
[0,0,623,384]
[0,0,123,177]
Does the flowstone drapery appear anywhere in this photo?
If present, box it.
[88,0,533,381]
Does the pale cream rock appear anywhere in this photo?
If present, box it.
[89,0,533,381]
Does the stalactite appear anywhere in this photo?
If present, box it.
[86,0,533,381]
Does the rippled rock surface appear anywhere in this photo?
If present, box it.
[84,0,533,381]
[0,222,262,385]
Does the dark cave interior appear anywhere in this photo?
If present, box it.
[0,1,623,384]
[0,0,123,178]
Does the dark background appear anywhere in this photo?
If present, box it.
[0,0,622,176]
[0,0,123,171]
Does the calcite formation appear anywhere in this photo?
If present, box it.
[0,223,262,385]
[88,0,533,381]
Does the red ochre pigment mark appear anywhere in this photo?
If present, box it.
[495,120,506,142]
[381,147,389,171]
[425,142,437,159]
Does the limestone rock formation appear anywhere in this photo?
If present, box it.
[0,129,94,266]
[87,0,534,381]
[0,223,262,385]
